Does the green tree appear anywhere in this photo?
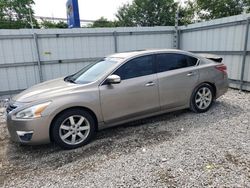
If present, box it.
[178,0,199,25]
[116,0,178,27]
[195,0,250,20]
[116,3,135,27]
[90,17,116,28]
[246,0,250,12]
[40,20,68,29]
[0,0,38,29]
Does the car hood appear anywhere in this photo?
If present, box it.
[13,78,78,103]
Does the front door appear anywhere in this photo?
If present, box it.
[99,55,160,123]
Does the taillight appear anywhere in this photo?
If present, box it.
[215,64,227,74]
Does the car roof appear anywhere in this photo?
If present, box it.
[107,49,195,60]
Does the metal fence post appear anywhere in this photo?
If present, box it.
[33,33,43,82]
[113,31,118,53]
[240,17,250,91]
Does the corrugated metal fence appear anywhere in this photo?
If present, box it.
[180,14,250,91]
[0,27,174,97]
[0,14,249,98]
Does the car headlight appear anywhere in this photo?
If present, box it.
[16,102,51,119]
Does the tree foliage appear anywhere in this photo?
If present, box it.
[90,17,117,28]
[0,0,38,29]
[178,0,197,25]
[40,20,68,29]
[115,0,250,27]
[0,0,250,29]
[195,0,250,20]
[116,0,177,27]
[246,0,250,12]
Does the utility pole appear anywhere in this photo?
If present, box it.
[29,7,43,83]
[28,8,34,30]
[173,6,180,49]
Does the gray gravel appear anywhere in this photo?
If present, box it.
[0,89,250,187]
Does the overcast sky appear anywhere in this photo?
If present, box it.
[34,0,133,21]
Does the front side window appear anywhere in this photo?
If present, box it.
[65,59,118,84]
[156,53,198,73]
[114,55,155,80]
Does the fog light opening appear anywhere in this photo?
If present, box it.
[16,131,33,142]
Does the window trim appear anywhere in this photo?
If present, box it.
[155,52,200,73]
[99,52,201,86]
[100,54,157,86]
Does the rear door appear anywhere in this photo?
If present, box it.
[99,55,160,123]
[156,53,199,110]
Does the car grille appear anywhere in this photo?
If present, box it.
[6,104,17,114]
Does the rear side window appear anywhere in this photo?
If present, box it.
[114,55,155,80]
[156,53,198,73]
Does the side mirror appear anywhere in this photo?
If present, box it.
[106,75,121,84]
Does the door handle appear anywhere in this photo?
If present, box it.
[145,82,155,87]
[187,72,195,77]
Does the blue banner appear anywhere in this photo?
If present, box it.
[66,0,80,28]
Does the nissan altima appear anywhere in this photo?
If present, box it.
[6,49,228,149]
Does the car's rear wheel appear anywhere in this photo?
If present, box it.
[51,109,96,149]
[190,83,214,113]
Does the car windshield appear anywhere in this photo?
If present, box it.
[64,59,118,84]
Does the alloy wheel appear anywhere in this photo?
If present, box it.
[59,115,90,145]
[195,87,212,110]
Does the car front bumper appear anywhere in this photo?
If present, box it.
[6,114,51,145]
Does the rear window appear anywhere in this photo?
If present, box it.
[156,53,198,73]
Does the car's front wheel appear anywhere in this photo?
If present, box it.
[51,109,96,149]
[190,83,214,113]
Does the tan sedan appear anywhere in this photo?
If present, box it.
[6,49,228,149]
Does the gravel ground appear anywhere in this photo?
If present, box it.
[0,89,249,188]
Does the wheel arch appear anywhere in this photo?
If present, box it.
[49,106,98,142]
[190,82,217,107]
[189,81,217,113]
[192,82,217,98]
[203,82,217,97]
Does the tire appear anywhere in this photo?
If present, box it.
[190,83,215,113]
[51,109,96,149]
